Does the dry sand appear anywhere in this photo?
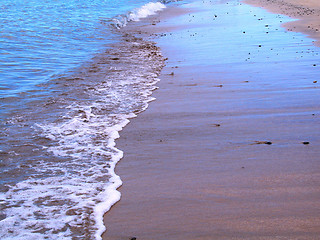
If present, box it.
[103,0,320,239]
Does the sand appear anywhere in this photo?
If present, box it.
[102,0,320,239]
[244,0,320,46]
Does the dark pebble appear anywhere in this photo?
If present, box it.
[302,142,310,145]
[253,141,272,145]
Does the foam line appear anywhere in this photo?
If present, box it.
[111,1,166,28]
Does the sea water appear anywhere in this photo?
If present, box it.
[0,0,166,239]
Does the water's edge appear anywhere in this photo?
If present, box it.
[0,3,166,240]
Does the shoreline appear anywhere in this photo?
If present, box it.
[244,0,320,46]
[103,0,320,239]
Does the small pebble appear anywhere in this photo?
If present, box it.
[254,141,272,145]
[302,142,310,145]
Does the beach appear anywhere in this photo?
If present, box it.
[103,0,320,239]
[244,0,320,46]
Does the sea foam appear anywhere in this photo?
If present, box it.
[111,2,166,28]
[0,5,165,240]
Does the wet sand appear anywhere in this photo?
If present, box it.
[244,0,320,46]
[103,0,320,239]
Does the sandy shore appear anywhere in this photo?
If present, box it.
[103,0,320,239]
[244,0,320,46]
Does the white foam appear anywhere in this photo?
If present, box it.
[111,2,166,29]
[0,33,164,239]
[0,112,136,240]
[128,2,166,21]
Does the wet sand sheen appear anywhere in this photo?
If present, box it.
[103,0,320,239]
[244,0,320,46]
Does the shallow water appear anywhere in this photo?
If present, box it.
[0,0,166,239]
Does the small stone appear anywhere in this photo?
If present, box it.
[313,81,317,83]
[169,72,174,76]
[302,142,310,145]
[253,141,272,145]
[131,238,137,240]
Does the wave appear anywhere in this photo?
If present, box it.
[110,1,166,29]
[0,7,165,240]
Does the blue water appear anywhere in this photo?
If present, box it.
[0,0,166,239]
[0,0,153,98]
